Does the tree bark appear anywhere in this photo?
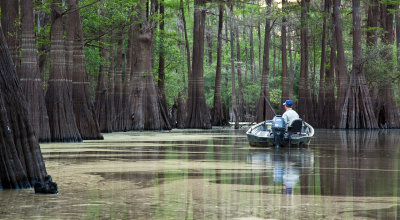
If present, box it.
[186,0,211,129]
[108,35,116,131]
[324,16,337,128]
[235,19,243,123]
[129,0,170,130]
[396,10,400,110]
[281,0,289,113]
[45,0,82,142]
[317,0,328,128]
[158,0,168,125]
[288,36,295,100]
[249,10,255,79]
[366,0,379,46]
[256,0,274,122]
[333,0,348,126]
[114,31,124,131]
[0,24,48,189]
[0,0,19,70]
[95,45,113,133]
[228,3,239,129]
[68,0,103,139]
[374,2,400,128]
[212,4,228,126]
[180,0,191,97]
[298,0,314,124]
[121,25,133,131]
[338,0,378,128]
[19,0,51,142]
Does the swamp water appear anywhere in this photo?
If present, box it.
[0,128,400,219]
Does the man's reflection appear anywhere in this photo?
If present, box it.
[246,148,313,194]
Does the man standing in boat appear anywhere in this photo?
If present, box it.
[282,100,299,127]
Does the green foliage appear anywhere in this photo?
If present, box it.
[30,0,400,122]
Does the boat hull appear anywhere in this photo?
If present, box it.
[246,121,314,148]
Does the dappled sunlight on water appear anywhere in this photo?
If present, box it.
[1,128,400,219]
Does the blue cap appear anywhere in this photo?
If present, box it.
[283,100,293,106]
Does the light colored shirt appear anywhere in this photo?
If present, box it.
[282,108,299,126]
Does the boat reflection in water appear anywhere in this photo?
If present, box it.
[246,148,314,194]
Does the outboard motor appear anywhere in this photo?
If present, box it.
[271,115,286,148]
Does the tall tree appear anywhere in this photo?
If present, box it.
[249,10,255,79]
[281,0,289,113]
[114,31,124,131]
[235,19,243,123]
[95,44,113,133]
[68,0,103,139]
[129,0,170,130]
[0,24,48,189]
[45,0,82,142]
[297,0,314,124]
[212,3,228,126]
[180,0,191,97]
[333,0,348,125]
[366,0,379,46]
[317,0,328,128]
[186,0,211,128]
[324,17,337,128]
[19,0,51,142]
[338,0,378,128]
[256,0,274,122]
[158,0,168,121]
[374,1,400,128]
[229,2,239,129]
[396,9,400,107]
[108,35,116,130]
[121,26,133,131]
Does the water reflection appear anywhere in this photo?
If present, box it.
[1,129,400,219]
[247,148,314,194]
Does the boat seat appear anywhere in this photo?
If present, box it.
[288,119,303,134]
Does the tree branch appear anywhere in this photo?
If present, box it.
[63,0,101,16]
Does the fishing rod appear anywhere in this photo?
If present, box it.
[261,93,277,116]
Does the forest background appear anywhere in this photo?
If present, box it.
[2,0,400,144]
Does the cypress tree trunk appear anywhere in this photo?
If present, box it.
[298,0,314,124]
[288,37,295,100]
[324,22,336,128]
[317,0,328,128]
[108,36,116,131]
[180,0,191,97]
[338,0,378,129]
[212,4,228,126]
[228,3,239,129]
[158,0,169,125]
[114,32,124,131]
[19,0,51,142]
[129,0,170,130]
[121,26,133,131]
[95,45,113,133]
[0,24,48,189]
[176,93,186,129]
[68,0,103,139]
[375,2,400,128]
[281,0,289,113]
[366,0,379,46]
[396,10,400,108]
[0,0,19,70]
[333,0,349,126]
[45,0,82,142]
[256,0,274,122]
[186,0,211,129]
[249,11,255,79]
[235,19,243,123]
